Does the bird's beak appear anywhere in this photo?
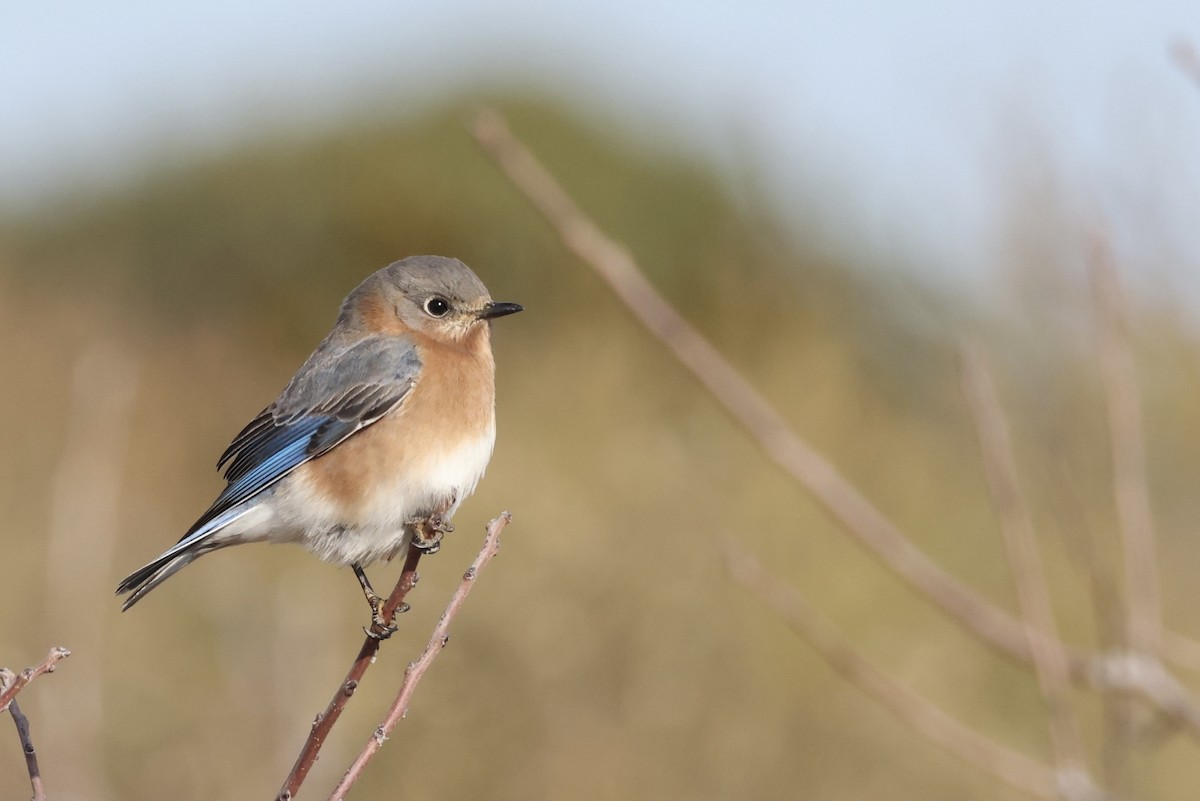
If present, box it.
[478,301,524,320]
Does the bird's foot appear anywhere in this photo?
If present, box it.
[364,620,398,641]
[411,530,443,555]
[363,594,411,640]
[409,514,452,554]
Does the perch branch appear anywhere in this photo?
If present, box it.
[326,512,512,801]
[276,547,425,801]
[9,701,46,801]
[724,542,1061,800]
[0,647,71,712]
[960,346,1096,793]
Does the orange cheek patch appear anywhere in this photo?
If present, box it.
[351,293,409,335]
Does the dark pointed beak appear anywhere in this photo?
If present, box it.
[478,301,524,320]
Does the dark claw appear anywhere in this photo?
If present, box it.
[353,563,405,639]
[365,598,401,639]
[363,591,398,639]
[406,513,451,554]
[364,620,398,640]
[362,600,410,640]
[412,532,443,554]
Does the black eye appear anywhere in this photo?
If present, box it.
[424,297,450,317]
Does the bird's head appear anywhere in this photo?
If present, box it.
[347,255,523,344]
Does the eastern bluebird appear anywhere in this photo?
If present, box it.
[116,255,522,634]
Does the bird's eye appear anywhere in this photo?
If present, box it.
[424,297,450,317]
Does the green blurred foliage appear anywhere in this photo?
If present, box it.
[2,96,1199,801]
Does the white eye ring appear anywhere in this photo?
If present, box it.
[424,297,451,317]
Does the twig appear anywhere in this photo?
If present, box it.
[960,346,1096,795]
[472,107,1200,773]
[472,107,1076,673]
[1085,236,1200,751]
[1089,651,1200,732]
[326,512,512,801]
[9,701,46,801]
[1088,235,1160,658]
[471,111,1200,739]
[1047,463,1137,792]
[724,542,1061,800]
[276,548,425,801]
[0,648,71,712]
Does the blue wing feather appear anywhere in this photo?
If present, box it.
[182,334,421,540]
[118,331,421,607]
[220,420,334,513]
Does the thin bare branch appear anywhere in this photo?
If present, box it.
[9,701,46,801]
[472,107,1080,673]
[0,648,71,712]
[960,346,1091,782]
[1048,464,1139,792]
[471,110,1200,742]
[326,512,512,801]
[276,547,425,801]
[1088,235,1160,658]
[724,542,1061,800]
[1090,652,1200,732]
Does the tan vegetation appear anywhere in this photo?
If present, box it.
[3,98,1200,800]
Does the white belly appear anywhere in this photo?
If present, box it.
[250,423,496,565]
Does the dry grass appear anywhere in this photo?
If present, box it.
[1,98,1199,800]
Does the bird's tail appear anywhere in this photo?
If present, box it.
[116,551,207,611]
[116,505,252,610]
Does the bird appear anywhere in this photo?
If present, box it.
[116,255,522,636]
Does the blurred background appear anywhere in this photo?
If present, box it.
[5,2,1200,799]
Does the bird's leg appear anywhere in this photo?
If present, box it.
[352,563,405,640]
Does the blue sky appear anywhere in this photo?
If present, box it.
[7,1,1200,292]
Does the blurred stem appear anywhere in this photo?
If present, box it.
[473,106,1060,674]
[724,542,1060,800]
[472,108,1200,743]
[1088,235,1160,658]
[473,107,1101,673]
[960,346,1094,790]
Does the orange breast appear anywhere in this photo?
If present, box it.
[295,325,497,521]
